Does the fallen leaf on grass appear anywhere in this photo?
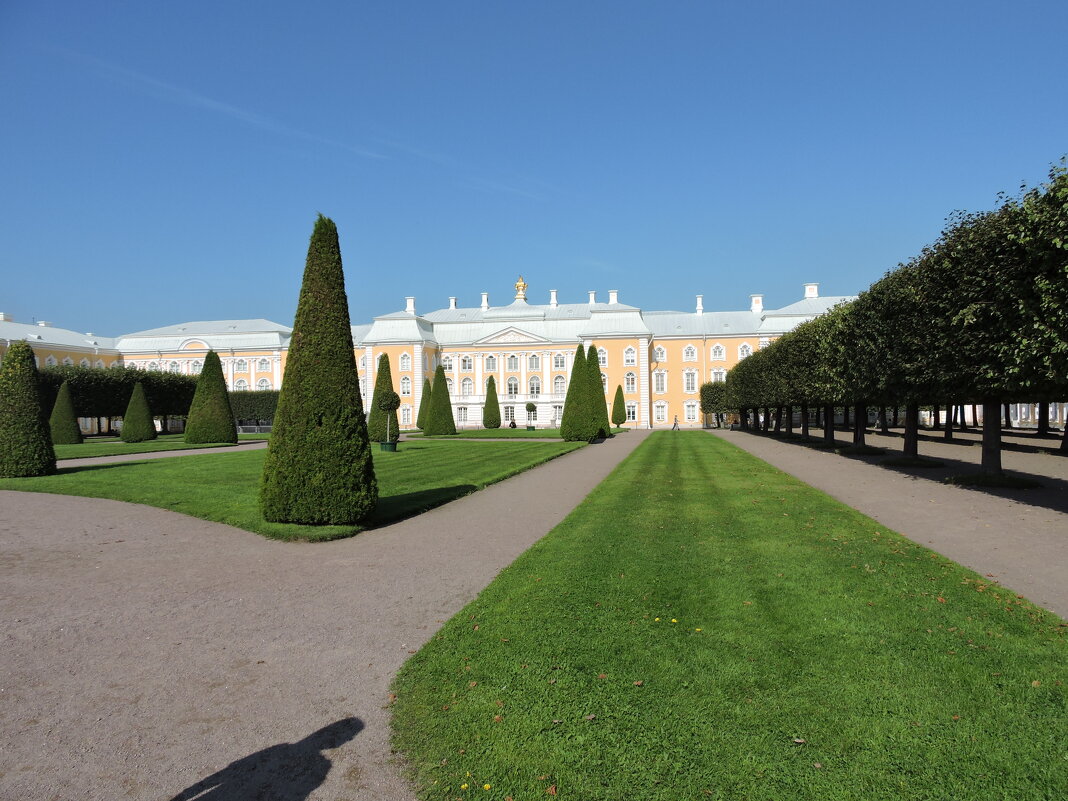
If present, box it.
[547,785,557,795]
[633,680,644,686]
[792,738,806,745]
[584,714,596,721]
[813,762,823,769]
[493,715,503,723]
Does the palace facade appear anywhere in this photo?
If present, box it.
[0,281,850,429]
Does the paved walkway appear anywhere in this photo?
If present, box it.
[0,431,649,801]
[712,427,1068,618]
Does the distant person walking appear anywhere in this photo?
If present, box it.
[672,416,680,430]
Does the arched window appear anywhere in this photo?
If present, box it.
[684,369,698,393]
[62,357,74,366]
[461,356,473,372]
[485,355,497,372]
[601,373,608,392]
[553,353,566,370]
[442,356,453,371]
[739,343,753,359]
[553,375,566,394]
[623,347,636,366]
[712,369,727,383]
[399,353,411,371]
[507,354,518,371]
[759,337,771,349]
[79,358,90,367]
[446,377,454,394]
[528,353,540,370]
[597,348,607,367]
[654,370,667,394]
[147,361,159,371]
[235,379,249,391]
[507,377,519,396]
[654,402,667,423]
[461,377,474,396]
[94,359,104,368]
[169,361,180,373]
[45,355,57,367]
[654,346,666,361]
[191,360,203,373]
[711,344,725,361]
[401,405,412,425]
[529,376,540,397]
[235,359,248,372]
[257,378,271,390]
[400,376,412,395]
[625,372,636,393]
[683,345,696,362]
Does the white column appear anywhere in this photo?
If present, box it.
[520,351,527,401]
[638,337,650,428]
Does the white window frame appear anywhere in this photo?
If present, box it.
[461,356,473,372]
[456,406,468,424]
[685,401,698,423]
[507,377,519,396]
[653,370,667,394]
[461,377,474,396]
[400,376,412,395]
[712,369,727,383]
[401,405,412,425]
[654,402,667,423]
[683,345,697,362]
[623,347,636,366]
[684,369,698,393]
[529,376,541,397]
[257,358,270,372]
[503,406,515,422]
[79,358,90,367]
[624,372,636,394]
[554,375,566,395]
[711,344,725,361]
[399,353,412,371]
[235,379,249,391]
[45,355,57,366]
[485,355,497,372]
[62,357,74,366]
[601,373,607,392]
[442,356,453,371]
[626,402,637,422]
[654,346,666,362]
[739,343,753,359]
[553,353,566,370]
[257,378,271,390]
[528,353,540,370]
[191,360,203,373]
[235,359,248,372]
[597,348,607,367]
[507,354,519,371]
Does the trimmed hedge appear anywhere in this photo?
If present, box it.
[559,344,589,441]
[366,354,400,442]
[586,343,610,440]
[0,340,57,477]
[185,350,237,443]
[38,365,196,421]
[483,375,501,429]
[611,384,626,427]
[260,215,377,524]
[229,390,280,423]
[121,381,157,443]
[416,378,432,430]
[423,364,457,435]
[49,380,83,445]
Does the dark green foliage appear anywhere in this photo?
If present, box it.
[423,364,457,435]
[366,354,400,442]
[121,381,157,443]
[559,344,590,441]
[377,389,401,442]
[700,381,728,426]
[416,378,432,430]
[229,390,280,423]
[185,350,237,444]
[611,384,626,427]
[38,365,197,420]
[260,214,378,524]
[0,341,56,477]
[586,344,610,439]
[49,380,83,445]
[483,375,501,428]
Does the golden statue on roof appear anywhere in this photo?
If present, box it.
[514,275,528,301]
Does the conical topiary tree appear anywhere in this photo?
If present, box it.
[423,364,457,435]
[185,350,237,443]
[49,379,83,445]
[260,214,378,524]
[611,384,626,428]
[366,354,400,443]
[587,344,610,439]
[483,375,501,429]
[121,381,157,443]
[0,340,56,477]
[416,377,432,430]
[559,344,588,441]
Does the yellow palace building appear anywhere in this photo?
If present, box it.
[0,280,848,429]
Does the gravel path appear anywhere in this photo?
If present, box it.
[712,427,1068,618]
[0,431,649,801]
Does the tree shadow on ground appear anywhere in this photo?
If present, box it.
[370,485,478,527]
[167,717,364,800]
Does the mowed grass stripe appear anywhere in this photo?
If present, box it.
[0,439,582,541]
[391,431,1066,801]
[53,433,240,460]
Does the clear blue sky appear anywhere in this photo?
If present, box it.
[2,1,1065,335]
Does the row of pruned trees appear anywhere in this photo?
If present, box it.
[727,163,1068,473]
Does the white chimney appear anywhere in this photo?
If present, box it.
[588,290,597,305]
[481,292,489,311]
[696,295,704,315]
[549,289,558,308]
[449,297,457,310]
[750,294,763,314]
[37,320,52,327]
[804,282,819,299]
[405,297,416,315]
[0,312,12,322]
[608,289,619,305]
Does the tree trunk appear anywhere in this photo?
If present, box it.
[981,399,1003,475]
[944,404,954,440]
[1037,401,1050,436]
[958,405,968,431]
[878,407,889,434]
[892,406,900,427]
[903,402,919,459]
[853,403,866,446]
[785,405,794,436]
[933,405,940,429]
[1061,425,1068,453]
[762,407,771,433]
[800,403,809,438]
[824,405,835,444]
[843,405,850,429]
[970,404,979,428]
[815,406,822,428]
[774,406,783,434]
[1004,403,1012,429]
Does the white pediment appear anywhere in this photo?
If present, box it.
[475,327,550,346]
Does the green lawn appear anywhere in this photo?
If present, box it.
[391,431,1066,800]
[54,433,240,460]
[0,440,582,541]
[410,427,630,439]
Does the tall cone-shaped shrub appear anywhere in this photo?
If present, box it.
[416,378,432,430]
[0,340,56,477]
[366,354,400,442]
[483,375,501,429]
[611,384,626,428]
[185,350,237,443]
[423,364,456,435]
[260,214,377,524]
[49,379,83,445]
[121,381,157,442]
[587,344,610,439]
[559,344,589,441]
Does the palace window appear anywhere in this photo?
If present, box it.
[624,372,636,393]
[456,406,468,424]
[94,359,104,368]
[45,355,57,366]
[258,358,270,372]
[683,345,697,362]
[527,406,537,422]
[485,355,497,371]
[654,370,667,394]
[626,402,637,422]
[461,356,473,372]
[442,356,453,371]
[147,361,159,371]
[507,377,519,396]
[601,373,608,392]
[529,353,540,370]
[257,379,271,390]
[62,357,74,366]
[739,343,753,359]
[507,354,518,371]
[504,406,515,422]
[235,379,249,391]
[554,375,566,395]
[597,348,607,367]
[711,344,725,361]
[654,402,667,423]
[712,369,727,383]
[654,346,666,361]
[235,359,247,372]
[759,337,771,349]
[623,347,636,366]
[529,376,541,397]
[401,405,412,425]
[77,358,89,367]
[552,405,563,423]
[461,377,474,396]
[399,353,411,371]
[360,356,366,369]
[684,369,698,393]
[553,353,566,370]
[400,376,412,395]
[169,361,180,373]
[685,401,698,422]
[191,360,203,373]
[446,378,454,394]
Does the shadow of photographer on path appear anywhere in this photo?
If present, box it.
[167,717,364,801]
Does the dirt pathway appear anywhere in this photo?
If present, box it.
[0,431,649,801]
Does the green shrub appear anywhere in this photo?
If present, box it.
[483,375,501,428]
[423,364,457,435]
[49,379,83,445]
[185,350,237,443]
[416,378,432,430]
[121,381,157,443]
[611,384,626,427]
[229,389,280,422]
[377,388,401,442]
[559,344,588,441]
[260,214,378,524]
[38,365,197,421]
[586,344,610,440]
[366,354,400,442]
[0,341,57,477]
